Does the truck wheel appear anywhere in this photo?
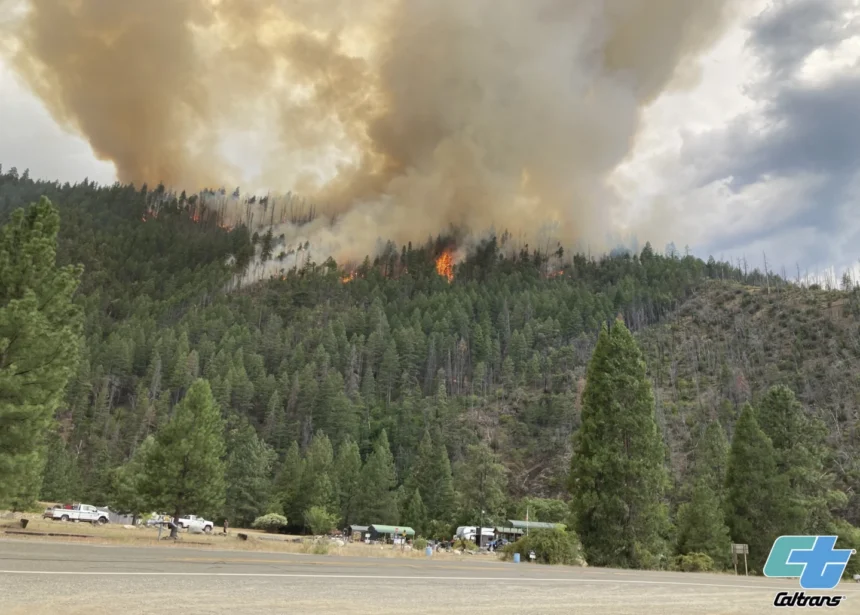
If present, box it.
[61,514,69,522]
[203,525,212,534]
[97,517,108,525]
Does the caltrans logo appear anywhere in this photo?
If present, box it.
[764,535,855,608]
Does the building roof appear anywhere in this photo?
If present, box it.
[494,527,525,535]
[370,524,416,535]
[348,525,369,532]
[507,520,565,530]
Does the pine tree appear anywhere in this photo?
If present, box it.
[108,435,155,520]
[455,442,508,525]
[275,441,303,523]
[569,321,670,569]
[675,480,732,568]
[40,428,79,502]
[757,385,830,533]
[432,433,456,522]
[140,379,226,537]
[402,488,427,536]
[0,197,83,509]
[334,437,362,526]
[690,421,730,499]
[405,431,434,505]
[224,419,276,527]
[724,404,793,572]
[297,431,338,522]
[356,429,399,524]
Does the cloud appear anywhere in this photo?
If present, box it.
[748,0,859,80]
[624,0,860,274]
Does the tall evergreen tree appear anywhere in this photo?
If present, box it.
[674,420,732,567]
[690,421,730,499]
[223,419,276,527]
[40,428,80,502]
[275,441,303,523]
[0,197,83,508]
[140,379,226,537]
[675,480,732,568]
[757,385,830,533]
[402,488,427,536]
[334,437,362,526]
[297,431,338,521]
[108,435,155,520]
[724,404,793,572]
[356,429,399,524]
[569,320,670,569]
[455,442,508,525]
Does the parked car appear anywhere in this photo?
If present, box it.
[177,515,214,533]
[47,503,109,525]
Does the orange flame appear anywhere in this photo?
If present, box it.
[341,271,357,283]
[435,249,454,282]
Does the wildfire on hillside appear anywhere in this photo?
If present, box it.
[435,249,454,282]
[341,270,357,283]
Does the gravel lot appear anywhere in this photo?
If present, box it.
[2,539,857,614]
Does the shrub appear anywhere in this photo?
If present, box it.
[671,552,714,572]
[413,537,428,551]
[251,513,288,533]
[303,506,337,535]
[502,528,583,566]
[452,538,478,552]
[832,520,860,578]
[301,537,330,555]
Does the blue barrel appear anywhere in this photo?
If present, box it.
[513,553,521,563]
[425,546,433,557]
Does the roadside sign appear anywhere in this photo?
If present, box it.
[731,543,749,576]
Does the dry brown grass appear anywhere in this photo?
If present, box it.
[0,515,478,561]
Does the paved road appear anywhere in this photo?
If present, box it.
[1,540,856,614]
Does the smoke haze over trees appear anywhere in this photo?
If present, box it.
[0,0,743,263]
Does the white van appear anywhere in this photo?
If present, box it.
[455,526,494,543]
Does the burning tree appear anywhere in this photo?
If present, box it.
[435,249,454,282]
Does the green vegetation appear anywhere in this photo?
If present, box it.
[503,527,582,565]
[1,168,859,574]
[0,196,83,509]
[252,513,288,533]
[304,505,338,535]
[140,379,226,537]
[570,320,670,568]
[671,552,715,572]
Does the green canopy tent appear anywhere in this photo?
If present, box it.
[369,524,415,542]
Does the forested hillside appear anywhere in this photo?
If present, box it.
[1,165,858,569]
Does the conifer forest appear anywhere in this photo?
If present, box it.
[1,166,859,574]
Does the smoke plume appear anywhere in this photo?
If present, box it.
[2,0,739,265]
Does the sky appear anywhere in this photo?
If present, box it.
[1,0,858,280]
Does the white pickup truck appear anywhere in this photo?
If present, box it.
[47,503,109,525]
[177,515,214,533]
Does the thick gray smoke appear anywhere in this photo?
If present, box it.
[2,0,739,271]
